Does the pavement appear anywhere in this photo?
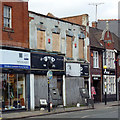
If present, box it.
[2,101,120,120]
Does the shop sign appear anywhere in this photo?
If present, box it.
[0,49,30,69]
[66,63,80,76]
[103,69,115,75]
[92,77,101,80]
[31,53,64,70]
[80,64,89,77]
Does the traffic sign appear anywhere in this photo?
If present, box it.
[47,70,53,80]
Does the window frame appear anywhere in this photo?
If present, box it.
[66,35,73,58]
[103,50,115,69]
[103,76,116,94]
[3,5,12,28]
[93,51,99,68]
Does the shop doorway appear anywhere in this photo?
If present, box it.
[57,78,63,97]
[57,77,63,104]
[2,74,25,110]
[93,80,101,102]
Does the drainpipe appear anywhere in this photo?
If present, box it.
[63,75,66,106]
[115,53,118,101]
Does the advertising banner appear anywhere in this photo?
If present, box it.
[66,63,80,76]
[0,49,30,69]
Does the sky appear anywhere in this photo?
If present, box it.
[28,0,120,25]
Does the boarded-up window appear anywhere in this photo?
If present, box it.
[52,33,60,52]
[66,36,73,58]
[37,30,45,50]
[79,39,84,59]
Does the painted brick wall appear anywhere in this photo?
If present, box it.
[1,2,29,48]
[61,14,90,62]
[29,12,86,61]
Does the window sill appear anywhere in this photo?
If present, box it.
[77,58,85,61]
[66,57,74,60]
[3,27,14,33]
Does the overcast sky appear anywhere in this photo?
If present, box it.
[28,0,119,25]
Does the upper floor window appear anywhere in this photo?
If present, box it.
[109,51,115,68]
[103,50,115,69]
[52,33,60,52]
[37,29,45,50]
[93,51,99,68]
[66,36,73,58]
[4,6,12,28]
[79,39,84,59]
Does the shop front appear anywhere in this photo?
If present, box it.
[65,62,88,106]
[2,74,25,110]
[103,69,116,101]
[0,49,30,111]
[31,52,65,108]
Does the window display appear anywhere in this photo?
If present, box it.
[2,74,25,110]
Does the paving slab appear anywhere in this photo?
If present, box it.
[2,101,119,120]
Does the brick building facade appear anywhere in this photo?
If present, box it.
[0,1,30,111]
[1,1,29,48]
[90,22,120,102]
[89,27,104,102]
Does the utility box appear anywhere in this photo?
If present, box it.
[79,88,89,98]
[79,88,94,108]
[79,88,89,105]
[50,88,62,106]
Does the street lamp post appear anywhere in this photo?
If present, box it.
[103,40,107,105]
[103,65,107,105]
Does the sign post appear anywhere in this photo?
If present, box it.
[47,70,53,112]
[104,65,107,105]
[47,60,53,112]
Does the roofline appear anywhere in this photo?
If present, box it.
[98,19,120,21]
[28,11,86,27]
[90,46,104,50]
[1,0,28,2]
[61,14,88,19]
